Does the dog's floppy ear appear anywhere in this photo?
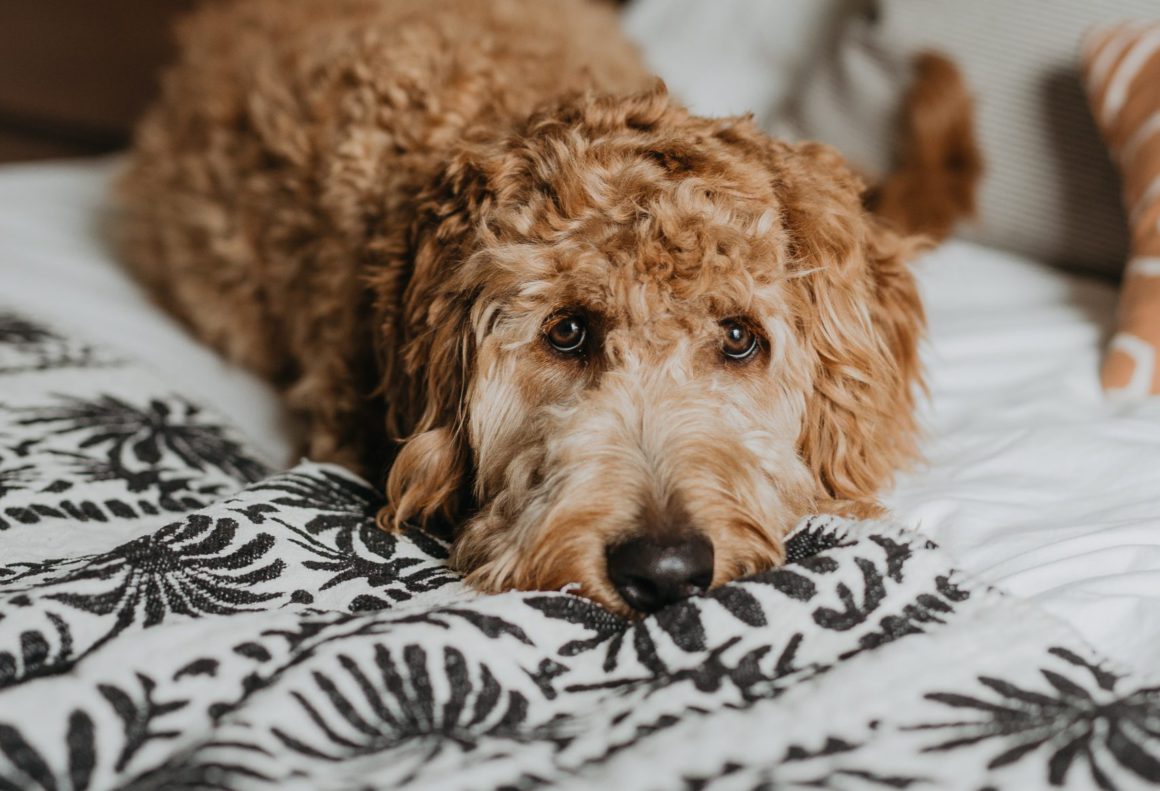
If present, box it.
[775,141,927,508]
[369,140,500,532]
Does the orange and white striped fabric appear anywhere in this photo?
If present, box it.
[1083,21,1160,396]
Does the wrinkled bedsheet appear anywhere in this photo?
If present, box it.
[2,309,1159,790]
[3,160,1158,678]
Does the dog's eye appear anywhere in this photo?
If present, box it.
[545,314,587,354]
[720,319,759,361]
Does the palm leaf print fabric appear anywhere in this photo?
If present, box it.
[1,308,1158,790]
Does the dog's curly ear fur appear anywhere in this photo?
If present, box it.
[773,140,927,509]
[370,141,500,532]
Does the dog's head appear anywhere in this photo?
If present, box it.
[374,84,925,616]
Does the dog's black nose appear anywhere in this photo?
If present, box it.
[606,534,714,614]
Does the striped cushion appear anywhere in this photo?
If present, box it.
[1083,22,1160,396]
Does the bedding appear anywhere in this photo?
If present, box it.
[0,159,292,467]
[2,306,1159,789]
[3,160,1159,677]
[3,157,1160,783]
[888,242,1160,673]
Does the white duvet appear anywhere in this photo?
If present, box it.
[1,159,1157,677]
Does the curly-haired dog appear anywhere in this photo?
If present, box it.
[120,0,974,615]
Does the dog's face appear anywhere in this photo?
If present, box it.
[377,87,924,616]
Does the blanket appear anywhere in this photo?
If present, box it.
[1,307,1158,791]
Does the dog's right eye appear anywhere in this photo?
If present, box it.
[545,314,587,354]
[720,319,760,361]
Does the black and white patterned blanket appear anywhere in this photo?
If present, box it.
[1,308,1158,791]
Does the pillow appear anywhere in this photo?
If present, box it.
[622,0,842,119]
[780,0,1159,277]
[1083,22,1160,396]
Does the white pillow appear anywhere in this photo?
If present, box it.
[622,0,841,120]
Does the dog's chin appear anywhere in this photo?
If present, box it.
[451,502,794,618]
[451,501,625,607]
[456,542,646,618]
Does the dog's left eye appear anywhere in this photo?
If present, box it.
[720,319,759,361]
[545,314,587,354]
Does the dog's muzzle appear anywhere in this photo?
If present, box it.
[605,533,714,614]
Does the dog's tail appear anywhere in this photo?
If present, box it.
[868,52,983,241]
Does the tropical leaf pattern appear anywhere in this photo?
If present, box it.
[1,308,1158,790]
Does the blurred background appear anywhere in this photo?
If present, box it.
[0,0,1149,276]
[0,1,197,163]
[0,0,829,164]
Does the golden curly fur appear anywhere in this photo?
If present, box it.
[119,0,932,615]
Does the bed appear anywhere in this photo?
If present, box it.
[4,158,1157,671]
[2,157,1159,789]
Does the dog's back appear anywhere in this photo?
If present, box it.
[119,0,650,469]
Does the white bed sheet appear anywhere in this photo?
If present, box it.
[891,243,1160,674]
[1,159,1157,675]
[0,159,293,467]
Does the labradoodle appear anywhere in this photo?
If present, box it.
[119,0,975,615]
